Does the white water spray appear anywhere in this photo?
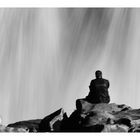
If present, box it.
[0,8,140,125]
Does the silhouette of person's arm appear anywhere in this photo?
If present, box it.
[89,80,95,91]
[107,80,110,88]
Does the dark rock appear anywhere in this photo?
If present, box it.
[81,124,104,132]
[114,118,132,127]
[65,110,83,132]
[117,104,132,111]
[128,125,140,132]
[38,108,66,132]
[133,129,140,132]
[7,119,41,132]
[58,113,69,132]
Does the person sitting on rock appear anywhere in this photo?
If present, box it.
[86,70,110,104]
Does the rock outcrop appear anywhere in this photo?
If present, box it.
[4,100,140,132]
[7,119,41,132]
[39,108,67,132]
[70,99,140,132]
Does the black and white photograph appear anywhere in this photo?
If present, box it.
[0,5,140,134]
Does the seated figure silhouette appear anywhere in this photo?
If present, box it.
[86,70,110,104]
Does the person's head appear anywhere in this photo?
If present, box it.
[95,70,102,79]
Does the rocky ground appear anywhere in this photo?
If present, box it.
[1,100,140,132]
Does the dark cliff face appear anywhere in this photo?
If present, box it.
[3,101,140,132]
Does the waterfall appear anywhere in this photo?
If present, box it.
[0,8,140,125]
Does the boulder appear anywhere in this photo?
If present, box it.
[39,108,67,132]
[70,99,140,132]
[76,99,131,114]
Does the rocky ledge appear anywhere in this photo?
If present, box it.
[1,100,140,132]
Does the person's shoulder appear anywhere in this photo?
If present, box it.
[91,79,96,83]
[102,78,109,82]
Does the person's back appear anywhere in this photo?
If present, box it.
[86,70,110,103]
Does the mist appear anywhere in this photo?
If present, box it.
[0,8,139,125]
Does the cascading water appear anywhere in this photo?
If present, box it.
[0,8,140,125]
